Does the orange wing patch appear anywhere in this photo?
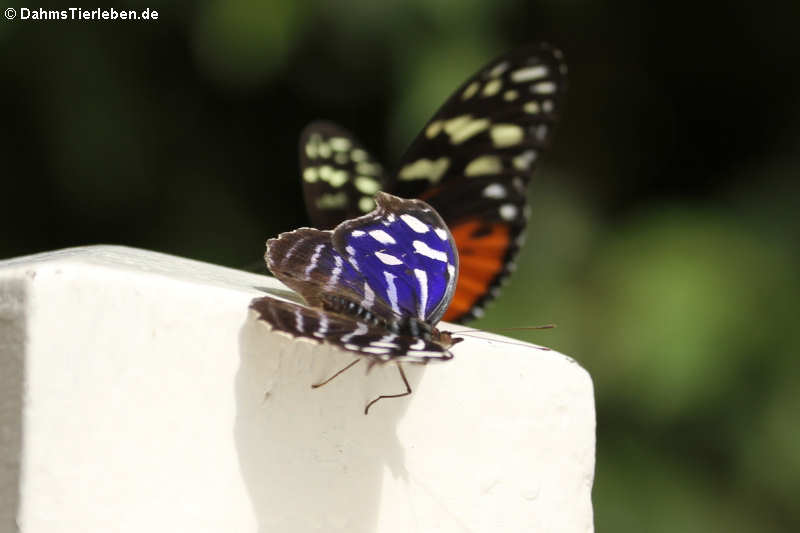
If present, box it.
[443,219,511,322]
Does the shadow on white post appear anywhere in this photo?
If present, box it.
[0,245,595,532]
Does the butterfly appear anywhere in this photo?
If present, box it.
[298,43,567,323]
[250,192,463,413]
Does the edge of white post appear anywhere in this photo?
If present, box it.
[0,245,595,532]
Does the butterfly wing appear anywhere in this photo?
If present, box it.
[266,227,398,324]
[332,192,458,325]
[266,193,458,328]
[299,121,387,229]
[393,43,567,322]
[250,295,453,362]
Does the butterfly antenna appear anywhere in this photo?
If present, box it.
[453,333,552,351]
[454,324,556,334]
[364,364,412,415]
[311,358,361,389]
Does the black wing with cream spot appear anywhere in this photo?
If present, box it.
[250,297,454,363]
[393,43,566,206]
[299,121,387,229]
[395,43,567,322]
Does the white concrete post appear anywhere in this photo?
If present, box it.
[0,245,595,532]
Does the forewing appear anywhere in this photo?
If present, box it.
[250,297,454,363]
[392,43,566,199]
[392,43,568,322]
[299,121,387,229]
[331,192,458,325]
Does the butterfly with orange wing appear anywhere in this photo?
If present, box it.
[298,43,567,323]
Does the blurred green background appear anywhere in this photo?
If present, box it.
[2,1,799,530]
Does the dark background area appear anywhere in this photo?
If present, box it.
[2,1,799,531]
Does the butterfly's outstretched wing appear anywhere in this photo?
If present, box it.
[250,297,453,362]
[393,43,567,322]
[332,192,458,325]
[299,121,388,229]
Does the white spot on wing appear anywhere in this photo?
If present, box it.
[398,157,450,183]
[400,214,430,233]
[341,322,368,343]
[358,196,375,213]
[488,61,509,78]
[329,137,352,151]
[483,183,506,199]
[482,78,502,97]
[363,282,375,308]
[434,228,448,241]
[513,150,538,170]
[354,176,380,194]
[303,167,318,182]
[315,192,347,210]
[325,255,343,290]
[444,115,490,145]
[369,229,396,245]
[490,124,524,147]
[356,162,381,176]
[414,268,428,320]
[313,314,329,338]
[318,142,332,158]
[304,244,325,279]
[499,204,518,221]
[371,333,399,349]
[511,65,548,82]
[345,245,359,271]
[465,155,503,176]
[384,272,400,314]
[375,251,403,265]
[413,240,448,262]
[524,101,540,114]
[532,81,557,95]
[361,346,390,355]
[533,124,548,141]
[426,120,443,138]
[462,81,480,100]
[351,230,366,237]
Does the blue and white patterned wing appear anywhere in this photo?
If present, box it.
[331,192,458,325]
[250,297,454,362]
[266,227,367,310]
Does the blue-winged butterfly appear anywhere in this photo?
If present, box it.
[250,192,463,413]
[298,43,567,323]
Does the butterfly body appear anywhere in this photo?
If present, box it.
[299,43,567,323]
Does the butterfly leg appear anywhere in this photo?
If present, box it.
[311,358,361,389]
[364,364,412,415]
